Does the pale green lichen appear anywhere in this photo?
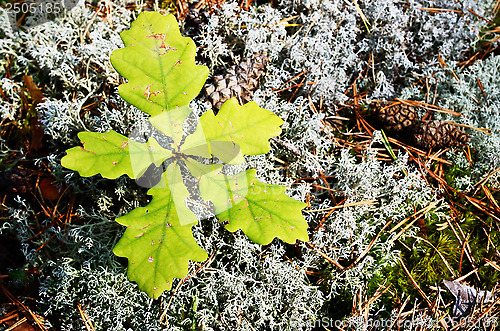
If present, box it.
[0,0,498,329]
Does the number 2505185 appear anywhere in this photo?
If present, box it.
[4,1,62,15]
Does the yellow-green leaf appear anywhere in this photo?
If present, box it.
[182,98,283,161]
[148,106,192,148]
[61,131,172,179]
[199,169,309,245]
[113,162,206,298]
[110,12,208,116]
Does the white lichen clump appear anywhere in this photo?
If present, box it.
[0,0,498,329]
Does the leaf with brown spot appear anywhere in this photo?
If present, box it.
[110,12,208,117]
[62,131,172,179]
[199,169,309,245]
[113,162,206,298]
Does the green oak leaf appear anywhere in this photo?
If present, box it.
[62,13,310,300]
[184,158,223,179]
[199,169,309,245]
[182,140,244,165]
[110,12,208,117]
[61,131,172,179]
[183,98,283,162]
[148,106,193,149]
[113,162,207,299]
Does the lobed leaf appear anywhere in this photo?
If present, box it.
[183,140,244,165]
[62,13,308,300]
[113,162,207,299]
[199,169,309,245]
[110,12,209,117]
[183,98,283,162]
[148,106,192,148]
[61,131,172,179]
[184,158,223,179]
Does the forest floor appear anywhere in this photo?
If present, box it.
[1,0,500,330]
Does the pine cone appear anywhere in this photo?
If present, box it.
[372,102,419,132]
[0,167,33,195]
[205,52,268,110]
[411,120,470,149]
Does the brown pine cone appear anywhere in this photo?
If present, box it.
[411,120,470,149]
[371,102,419,132]
[0,167,34,195]
[205,52,268,109]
